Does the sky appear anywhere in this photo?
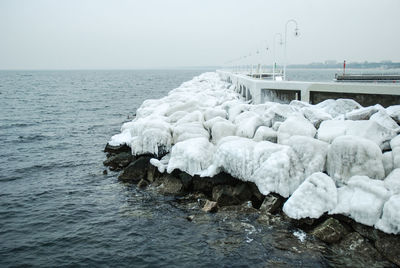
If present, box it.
[0,0,399,69]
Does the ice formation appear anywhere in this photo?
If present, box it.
[331,176,390,226]
[108,71,400,234]
[283,172,337,219]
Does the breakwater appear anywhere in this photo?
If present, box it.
[106,72,400,266]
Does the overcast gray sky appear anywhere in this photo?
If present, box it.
[0,0,399,69]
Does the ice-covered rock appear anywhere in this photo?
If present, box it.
[283,136,329,177]
[375,194,400,234]
[203,116,227,131]
[384,169,400,195]
[203,108,227,121]
[253,126,277,143]
[327,135,385,185]
[301,106,332,128]
[318,120,397,149]
[316,99,362,118]
[382,151,394,177]
[277,116,317,144]
[330,175,391,226]
[211,121,236,144]
[207,136,303,197]
[172,122,209,144]
[386,105,400,124]
[344,104,382,120]
[289,100,311,109]
[150,154,170,173]
[283,172,337,219]
[370,109,400,132]
[234,111,265,138]
[265,103,301,125]
[167,137,215,176]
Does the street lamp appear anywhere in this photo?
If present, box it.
[283,19,300,80]
[273,33,283,80]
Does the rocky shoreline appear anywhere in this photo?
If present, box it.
[104,143,400,267]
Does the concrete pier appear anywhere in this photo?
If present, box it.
[218,70,400,107]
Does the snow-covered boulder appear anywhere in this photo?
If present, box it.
[390,135,400,169]
[206,137,303,197]
[172,122,209,144]
[283,172,337,219]
[203,116,227,131]
[301,106,332,128]
[382,151,394,177]
[253,126,277,143]
[375,194,400,234]
[283,136,329,178]
[167,137,214,176]
[330,175,391,226]
[316,99,362,118]
[344,104,382,120]
[234,111,264,138]
[277,116,317,144]
[203,108,227,121]
[370,109,400,132]
[265,103,301,125]
[327,135,385,185]
[211,121,236,144]
[175,110,204,125]
[318,120,397,150]
[386,105,400,124]
[384,169,400,195]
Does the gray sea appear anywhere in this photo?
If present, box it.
[0,69,388,267]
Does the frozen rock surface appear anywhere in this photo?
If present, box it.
[327,135,385,185]
[283,172,337,219]
[330,176,390,226]
[108,72,400,234]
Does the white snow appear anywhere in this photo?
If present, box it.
[326,135,385,185]
[108,71,400,234]
[375,194,400,235]
[330,175,390,226]
[283,172,337,219]
[277,116,317,144]
[167,137,215,176]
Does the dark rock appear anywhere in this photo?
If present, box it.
[103,152,133,171]
[177,172,193,190]
[247,182,265,208]
[375,232,400,266]
[186,215,195,221]
[103,169,108,175]
[312,217,349,243]
[259,194,284,214]
[137,179,149,188]
[232,183,253,201]
[192,172,239,196]
[212,185,240,206]
[104,143,130,154]
[202,200,218,213]
[118,156,152,183]
[146,164,162,184]
[351,222,380,242]
[158,174,184,195]
[331,232,388,266]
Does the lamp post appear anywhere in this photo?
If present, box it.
[283,19,299,80]
[273,33,283,80]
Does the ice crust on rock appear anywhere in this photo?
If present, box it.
[277,116,317,144]
[167,137,215,176]
[375,194,400,234]
[108,71,400,234]
[283,172,337,219]
[327,135,385,185]
[330,175,390,226]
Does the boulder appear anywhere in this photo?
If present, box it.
[232,183,253,202]
[212,185,240,206]
[283,172,337,219]
[202,200,218,213]
[192,172,238,195]
[375,232,400,266]
[137,179,149,188]
[312,217,348,243]
[382,152,394,177]
[301,106,332,128]
[211,121,236,144]
[104,143,130,154]
[344,104,382,120]
[259,194,283,214]
[253,126,277,143]
[158,174,184,195]
[118,156,152,183]
[103,151,133,171]
[326,136,385,185]
[383,169,400,195]
[331,176,390,226]
[277,116,317,144]
[375,194,400,235]
[315,98,361,118]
